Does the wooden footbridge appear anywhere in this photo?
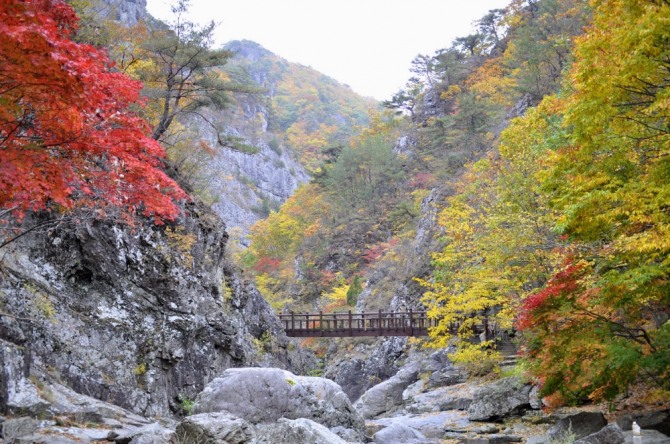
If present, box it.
[279,310,496,339]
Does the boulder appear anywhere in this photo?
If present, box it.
[130,435,171,444]
[529,385,543,410]
[324,337,408,402]
[373,423,426,444]
[406,382,476,414]
[548,412,608,442]
[173,412,253,444]
[107,422,174,443]
[1,417,42,442]
[330,426,365,443]
[355,362,420,418]
[575,423,625,444]
[372,411,468,439]
[428,365,466,388]
[254,418,349,444]
[467,377,532,421]
[323,358,368,402]
[192,367,364,433]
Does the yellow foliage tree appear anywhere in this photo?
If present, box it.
[419,98,566,372]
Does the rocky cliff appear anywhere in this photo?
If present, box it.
[190,82,310,246]
[0,200,314,418]
[195,40,376,246]
[99,0,148,26]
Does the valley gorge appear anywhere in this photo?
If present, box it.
[1,0,669,443]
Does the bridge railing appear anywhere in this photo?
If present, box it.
[278,310,500,339]
[279,310,438,337]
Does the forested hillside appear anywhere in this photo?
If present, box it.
[243,0,591,311]
[245,0,669,407]
[2,0,668,418]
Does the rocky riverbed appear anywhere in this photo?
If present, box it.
[2,355,669,443]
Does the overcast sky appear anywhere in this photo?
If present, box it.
[145,0,510,101]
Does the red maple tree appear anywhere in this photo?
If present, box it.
[0,0,187,224]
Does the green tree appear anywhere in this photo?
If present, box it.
[321,134,404,217]
[133,1,239,143]
[346,276,363,306]
[477,8,507,53]
[503,0,591,101]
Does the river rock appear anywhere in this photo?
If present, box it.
[548,412,608,442]
[575,423,625,444]
[373,423,426,444]
[355,362,420,418]
[423,350,466,389]
[467,377,533,421]
[371,411,468,439]
[192,367,364,433]
[107,421,174,443]
[254,418,349,444]
[1,417,42,442]
[173,412,253,444]
[325,336,409,402]
[407,382,477,414]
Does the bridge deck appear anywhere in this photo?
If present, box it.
[279,310,437,337]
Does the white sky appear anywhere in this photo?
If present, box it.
[145,0,510,101]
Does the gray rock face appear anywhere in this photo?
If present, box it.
[192,367,364,434]
[99,0,148,26]
[355,362,420,419]
[1,417,42,443]
[255,418,350,444]
[467,377,533,421]
[406,382,477,414]
[373,423,426,444]
[175,412,253,444]
[208,124,310,245]
[0,204,308,418]
[325,336,408,402]
[324,358,367,401]
[372,411,468,440]
[548,412,608,442]
[575,423,625,444]
[0,380,175,444]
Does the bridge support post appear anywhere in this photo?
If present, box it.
[379,309,383,335]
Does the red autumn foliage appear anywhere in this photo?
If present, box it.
[319,270,336,287]
[409,172,435,189]
[0,0,186,222]
[252,256,281,274]
[361,238,399,264]
[516,260,584,330]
